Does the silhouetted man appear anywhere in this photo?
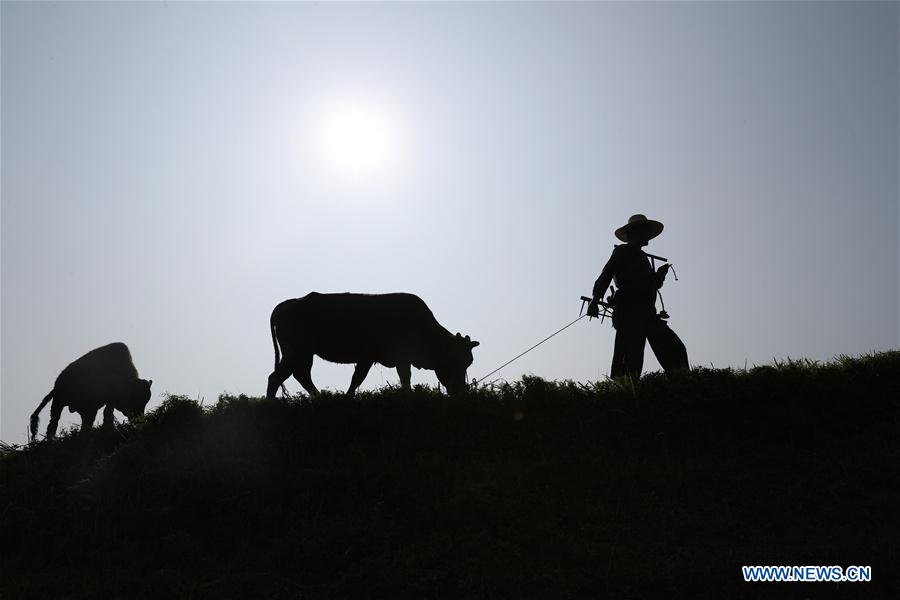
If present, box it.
[588,214,671,379]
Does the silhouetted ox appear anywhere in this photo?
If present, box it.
[30,342,152,440]
[267,292,480,397]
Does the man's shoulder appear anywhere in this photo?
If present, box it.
[612,244,643,256]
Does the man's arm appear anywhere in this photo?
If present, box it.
[587,247,624,317]
[592,247,623,302]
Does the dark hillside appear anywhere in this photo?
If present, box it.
[2,352,899,599]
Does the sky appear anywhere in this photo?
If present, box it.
[2,1,898,443]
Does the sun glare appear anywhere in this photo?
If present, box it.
[318,103,397,177]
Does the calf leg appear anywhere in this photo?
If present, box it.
[347,362,373,396]
[102,404,116,431]
[292,353,320,396]
[397,363,412,390]
[46,398,65,439]
[79,408,98,435]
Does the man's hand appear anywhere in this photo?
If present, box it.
[656,263,671,288]
[587,298,600,318]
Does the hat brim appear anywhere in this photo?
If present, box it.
[615,220,664,243]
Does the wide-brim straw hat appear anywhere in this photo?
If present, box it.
[615,214,664,243]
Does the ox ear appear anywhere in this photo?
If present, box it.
[469,340,480,348]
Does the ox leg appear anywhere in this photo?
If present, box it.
[397,363,412,390]
[292,354,320,397]
[47,398,64,439]
[267,361,294,399]
[347,362,373,396]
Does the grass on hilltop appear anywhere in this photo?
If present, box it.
[2,351,899,599]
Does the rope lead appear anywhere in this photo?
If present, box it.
[472,314,588,387]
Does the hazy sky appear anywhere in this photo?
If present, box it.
[2,1,898,442]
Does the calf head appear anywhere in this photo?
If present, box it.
[121,378,153,419]
[435,333,480,395]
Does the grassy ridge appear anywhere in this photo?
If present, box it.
[2,352,899,599]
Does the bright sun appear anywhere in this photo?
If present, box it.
[317,103,397,177]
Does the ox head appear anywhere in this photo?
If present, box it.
[435,333,480,395]
[121,378,152,420]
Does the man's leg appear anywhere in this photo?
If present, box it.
[647,316,690,373]
[622,321,648,379]
[611,313,649,380]
[610,328,629,378]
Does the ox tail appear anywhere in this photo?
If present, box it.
[30,389,54,442]
[270,310,289,398]
[271,310,281,371]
